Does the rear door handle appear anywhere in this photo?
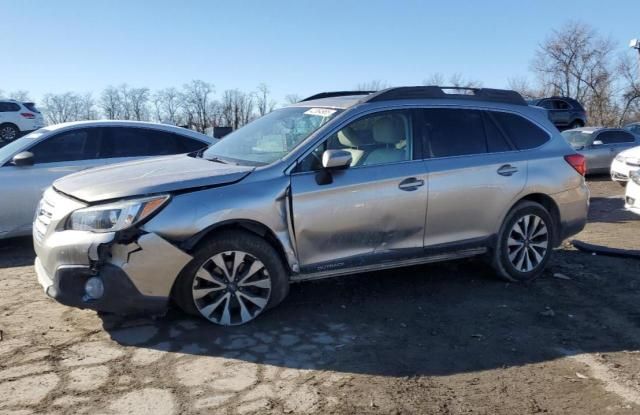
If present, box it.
[497,164,519,176]
[398,177,425,191]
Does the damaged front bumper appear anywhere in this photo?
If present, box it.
[34,229,192,315]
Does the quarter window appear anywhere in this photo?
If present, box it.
[491,112,550,150]
[29,129,99,164]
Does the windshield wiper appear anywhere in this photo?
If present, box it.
[206,156,229,164]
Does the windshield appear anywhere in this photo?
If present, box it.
[202,107,340,165]
[561,130,593,148]
[0,129,48,163]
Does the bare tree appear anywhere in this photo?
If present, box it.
[41,92,92,124]
[152,87,183,125]
[100,86,122,119]
[507,76,542,98]
[9,90,31,101]
[284,94,301,104]
[424,73,482,89]
[255,83,276,116]
[182,80,214,132]
[618,53,640,125]
[128,87,150,121]
[355,80,389,91]
[220,89,255,129]
[531,21,617,125]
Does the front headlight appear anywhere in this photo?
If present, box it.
[630,170,640,185]
[615,154,625,162]
[66,195,170,232]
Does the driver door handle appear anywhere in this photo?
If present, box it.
[398,177,424,191]
[497,164,519,176]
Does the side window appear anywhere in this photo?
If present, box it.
[483,112,513,153]
[539,100,554,110]
[554,100,571,110]
[0,102,20,112]
[175,135,208,153]
[491,112,550,150]
[599,131,635,144]
[100,128,187,158]
[296,110,413,172]
[29,129,98,164]
[422,108,486,157]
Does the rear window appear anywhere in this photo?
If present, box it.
[23,102,40,113]
[490,112,550,150]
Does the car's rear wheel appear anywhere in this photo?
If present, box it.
[173,230,289,326]
[492,201,554,282]
[569,120,584,129]
[0,124,19,141]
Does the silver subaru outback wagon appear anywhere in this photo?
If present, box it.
[34,86,589,326]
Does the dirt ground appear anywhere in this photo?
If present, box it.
[1,178,639,415]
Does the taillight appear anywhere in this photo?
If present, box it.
[20,112,35,119]
[564,154,586,176]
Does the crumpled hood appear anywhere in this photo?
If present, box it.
[54,154,254,203]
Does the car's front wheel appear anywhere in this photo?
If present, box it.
[173,230,289,326]
[491,201,554,282]
[0,124,19,141]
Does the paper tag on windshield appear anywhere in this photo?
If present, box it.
[304,108,336,117]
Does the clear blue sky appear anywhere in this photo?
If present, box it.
[2,0,639,104]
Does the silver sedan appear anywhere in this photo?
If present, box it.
[0,120,212,239]
[562,127,639,174]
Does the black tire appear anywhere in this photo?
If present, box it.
[173,230,289,325]
[569,120,584,129]
[491,201,555,282]
[0,124,19,142]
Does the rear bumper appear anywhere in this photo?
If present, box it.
[552,184,589,243]
[35,257,168,315]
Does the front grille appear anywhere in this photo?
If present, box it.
[34,197,55,243]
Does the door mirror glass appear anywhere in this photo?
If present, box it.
[12,151,34,166]
[322,149,352,170]
[592,140,604,146]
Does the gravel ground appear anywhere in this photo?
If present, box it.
[1,178,639,415]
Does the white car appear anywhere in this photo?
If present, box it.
[611,145,640,185]
[625,171,640,215]
[0,100,45,141]
[0,120,213,238]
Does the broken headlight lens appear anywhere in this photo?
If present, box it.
[67,195,170,232]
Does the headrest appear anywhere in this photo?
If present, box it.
[372,117,404,144]
[338,127,369,147]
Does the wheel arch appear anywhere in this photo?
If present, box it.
[180,219,294,274]
[507,193,562,246]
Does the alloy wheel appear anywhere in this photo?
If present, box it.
[192,250,271,325]
[0,126,17,141]
[507,214,549,273]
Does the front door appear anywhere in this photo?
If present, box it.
[290,109,428,273]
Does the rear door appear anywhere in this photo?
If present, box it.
[589,131,635,172]
[421,108,537,248]
[0,128,102,236]
[290,109,429,273]
[552,100,572,125]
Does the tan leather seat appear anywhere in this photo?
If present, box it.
[361,117,407,166]
[337,127,367,166]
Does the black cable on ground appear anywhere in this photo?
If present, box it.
[571,239,640,259]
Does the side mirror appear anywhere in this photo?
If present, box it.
[322,149,352,170]
[592,140,604,146]
[12,151,34,167]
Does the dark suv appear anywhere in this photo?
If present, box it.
[527,97,587,130]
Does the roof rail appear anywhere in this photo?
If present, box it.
[364,86,527,106]
[300,91,373,102]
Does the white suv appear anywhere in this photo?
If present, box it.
[0,100,45,141]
